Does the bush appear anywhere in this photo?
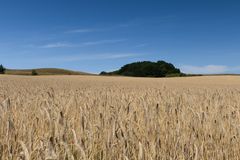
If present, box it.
[100,71,108,75]
[100,60,182,77]
[32,70,38,76]
[0,64,6,74]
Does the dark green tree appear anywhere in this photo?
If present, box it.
[0,64,6,74]
[32,70,38,76]
[100,60,183,77]
[100,71,108,75]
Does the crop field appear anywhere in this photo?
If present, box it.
[0,75,240,160]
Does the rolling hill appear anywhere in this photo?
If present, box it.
[5,68,92,75]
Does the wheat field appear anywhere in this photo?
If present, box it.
[0,75,240,160]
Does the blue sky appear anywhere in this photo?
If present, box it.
[0,0,240,74]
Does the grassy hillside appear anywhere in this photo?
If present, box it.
[5,68,91,75]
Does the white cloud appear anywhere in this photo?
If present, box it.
[80,39,126,46]
[101,53,137,59]
[181,65,240,74]
[58,53,139,62]
[66,28,102,33]
[65,23,133,34]
[39,39,126,49]
[40,43,73,48]
[135,43,148,48]
[25,53,140,64]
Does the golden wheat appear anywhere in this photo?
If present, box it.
[0,75,240,159]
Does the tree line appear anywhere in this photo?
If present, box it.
[0,64,6,74]
[100,60,185,77]
[0,65,38,75]
[1,60,185,77]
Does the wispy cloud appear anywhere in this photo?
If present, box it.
[34,53,141,63]
[39,39,126,49]
[135,43,148,48]
[40,42,73,48]
[80,39,126,46]
[62,53,140,61]
[103,53,137,59]
[181,65,240,74]
[65,21,136,34]
[65,28,103,33]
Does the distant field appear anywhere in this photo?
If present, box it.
[5,68,91,75]
[0,75,240,159]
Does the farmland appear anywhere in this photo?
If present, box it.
[0,75,240,159]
